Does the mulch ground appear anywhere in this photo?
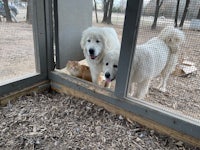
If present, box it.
[0,91,199,150]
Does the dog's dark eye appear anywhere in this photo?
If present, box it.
[113,65,118,68]
[96,40,100,43]
[87,39,91,42]
[106,63,109,66]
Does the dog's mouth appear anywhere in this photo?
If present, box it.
[90,55,97,60]
[105,77,115,83]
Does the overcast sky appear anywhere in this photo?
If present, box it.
[143,0,151,7]
[113,0,151,6]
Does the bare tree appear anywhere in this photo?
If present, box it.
[151,0,164,30]
[26,0,33,24]
[93,0,98,23]
[21,0,32,24]
[179,0,190,28]
[197,8,200,19]
[119,0,126,13]
[102,0,109,23]
[102,0,114,24]
[2,0,12,22]
[174,0,180,27]
[107,0,113,24]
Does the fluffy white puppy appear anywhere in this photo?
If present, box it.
[103,49,120,83]
[129,26,185,99]
[80,27,120,84]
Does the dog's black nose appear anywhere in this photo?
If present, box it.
[105,72,110,79]
[89,48,94,55]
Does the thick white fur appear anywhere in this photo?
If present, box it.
[129,26,185,99]
[80,27,120,84]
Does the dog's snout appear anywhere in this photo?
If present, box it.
[105,72,110,79]
[89,48,94,55]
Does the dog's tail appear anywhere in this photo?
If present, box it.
[158,26,185,54]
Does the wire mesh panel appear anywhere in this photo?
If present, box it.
[127,0,200,121]
[0,0,37,85]
[0,0,48,97]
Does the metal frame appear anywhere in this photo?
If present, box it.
[0,0,49,96]
[45,0,54,73]
[115,0,143,98]
[49,0,200,143]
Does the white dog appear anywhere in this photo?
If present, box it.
[80,27,120,84]
[103,49,120,84]
[129,26,185,99]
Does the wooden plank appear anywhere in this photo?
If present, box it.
[0,81,50,106]
[51,81,200,147]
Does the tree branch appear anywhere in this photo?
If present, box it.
[159,0,164,8]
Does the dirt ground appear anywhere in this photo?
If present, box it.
[0,8,36,84]
[0,22,36,83]
[0,91,199,149]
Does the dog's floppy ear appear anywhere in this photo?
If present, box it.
[80,32,86,50]
[80,29,89,50]
[100,31,109,50]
